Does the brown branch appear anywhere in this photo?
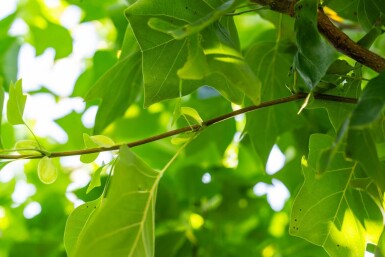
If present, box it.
[250,0,385,73]
[0,93,357,160]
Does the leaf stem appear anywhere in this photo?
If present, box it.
[0,93,357,160]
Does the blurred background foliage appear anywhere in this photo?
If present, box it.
[0,0,384,256]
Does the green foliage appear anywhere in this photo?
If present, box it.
[1,1,385,257]
[291,134,383,257]
[125,0,260,106]
[65,146,159,257]
[293,0,337,89]
[7,79,26,125]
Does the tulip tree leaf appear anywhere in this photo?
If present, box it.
[7,79,26,125]
[64,199,101,256]
[86,165,105,194]
[85,51,142,134]
[67,146,160,257]
[29,22,72,60]
[80,133,99,164]
[14,140,40,155]
[38,157,58,184]
[349,71,385,129]
[293,0,337,89]
[357,0,385,32]
[125,0,260,106]
[245,35,302,164]
[346,129,385,192]
[290,134,383,257]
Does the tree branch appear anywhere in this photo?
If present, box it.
[0,93,357,160]
[251,0,385,73]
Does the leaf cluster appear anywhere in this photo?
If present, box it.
[0,0,385,257]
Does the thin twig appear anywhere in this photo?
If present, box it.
[0,93,357,160]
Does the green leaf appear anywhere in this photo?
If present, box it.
[85,51,142,134]
[171,134,191,145]
[293,0,337,89]
[38,157,58,184]
[0,38,20,90]
[357,26,383,48]
[346,129,385,192]
[307,61,361,131]
[290,134,384,257]
[316,119,349,175]
[180,107,203,125]
[90,135,115,148]
[67,146,160,257]
[64,199,101,256]
[125,0,260,106]
[14,140,40,155]
[29,21,72,60]
[80,133,99,164]
[147,0,243,40]
[375,229,385,257]
[7,79,26,125]
[86,166,105,194]
[245,35,302,164]
[176,34,210,80]
[0,79,4,148]
[357,0,385,32]
[349,71,385,129]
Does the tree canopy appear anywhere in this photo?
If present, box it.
[1,0,385,256]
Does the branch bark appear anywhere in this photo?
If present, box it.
[251,0,385,73]
[0,93,357,160]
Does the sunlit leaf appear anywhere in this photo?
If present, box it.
[90,135,115,148]
[176,34,209,80]
[29,21,72,60]
[180,107,203,125]
[14,140,40,155]
[0,78,4,148]
[67,146,160,257]
[38,156,58,184]
[86,166,105,194]
[171,136,190,145]
[125,0,260,106]
[6,79,26,125]
[85,51,142,134]
[64,199,100,256]
[80,133,99,164]
[290,134,383,257]
[375,229,385,257]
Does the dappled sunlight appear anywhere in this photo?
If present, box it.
[268,212,289,237]
[326,208,366,255]
[189,213,204,230]
[223,141,239,168]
